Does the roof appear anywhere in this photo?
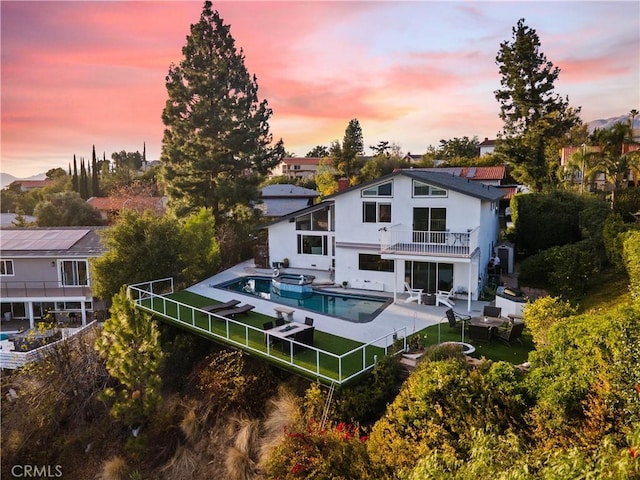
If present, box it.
[0,227,105,258]
[326,170,505,202]
[257,198,314,217]
[410,165,506,181]
[479,138,497,147]
[280,157,326,166]
[9,179,54,190]
[86,196,165,212]
[261,184,319,198]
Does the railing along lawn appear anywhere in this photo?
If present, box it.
[129,281,399,385]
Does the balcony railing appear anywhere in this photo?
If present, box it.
[0,281,93,298]
[380,227,478,257]
[128,278,405,385]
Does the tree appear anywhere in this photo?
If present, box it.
[178,207,221,286]
[33,191,104,226]
[95,287,164,428]
[494,19,581,191]
[306,145,329,158]
[161,1,284,224]
[438,136,480,159]
[331,119,364,180]
[45,168,66,180]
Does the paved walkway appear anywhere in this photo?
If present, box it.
[187,260,490,346]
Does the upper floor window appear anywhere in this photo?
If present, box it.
[296,208,330,231]
[413,180,447,197]
[361,181,392,197]
[363,202,391,223]
[0,259,14,276]
[58,260,89,286]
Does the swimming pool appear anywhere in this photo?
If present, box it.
[216,276,391,323]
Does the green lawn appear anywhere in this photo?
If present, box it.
[137,290,386,385]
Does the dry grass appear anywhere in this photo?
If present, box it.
[98,456,127,480]
[160,444,201,480]
[225,446,257,480]
[180,408,199,444]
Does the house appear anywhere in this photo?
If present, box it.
[257,184,319,219]
[479,138,496,156]
[8,179,54,192]
[560,144,640,189]
[86,196,166,224]
[269,157,332,179]
[0,227,107,328]
[410,165,507,187]
[264,170,504,311]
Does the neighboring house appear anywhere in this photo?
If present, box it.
[402,153,423,163]
[264,170,504,310]
[0,213,35,227]
[411,165,507,187]
[257,184,319,219]
[8,179,54,191]
[86,196,166,223]
[560,144,640,189]
[0,227,107,327]
[269,157,331,179]
[479,138,497,156]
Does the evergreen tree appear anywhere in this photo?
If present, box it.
[91,146,100,197]
[494,19,581,191]
[72,155,79,193]
[332,118,364,181]
[95,287,164,428]
[79,158,88,199]
[160,1,284,224]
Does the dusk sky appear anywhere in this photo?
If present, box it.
[1,1,638,178]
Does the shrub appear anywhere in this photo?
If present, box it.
[603,213,633,271]
[624,231,640,303]
[523,296,577,347]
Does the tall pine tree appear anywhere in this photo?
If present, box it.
[160,1,284,224]
[494,19,581,191]
[91,145,100,197]
[72,155,79,193]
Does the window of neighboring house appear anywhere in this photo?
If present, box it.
[294,165,300,170]
[413,180,447,197]
[58,260,89,286]
[363,202,391,223]
[359,254,394,272]
[297,235,327,255]
[0,259,14,276]
[362,181,392,197]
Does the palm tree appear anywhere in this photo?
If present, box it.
[630,109,639,130]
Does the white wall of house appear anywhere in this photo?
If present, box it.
[268,218,334,271]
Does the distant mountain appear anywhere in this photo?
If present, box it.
[587,114,639,133]
[0,172,47,189]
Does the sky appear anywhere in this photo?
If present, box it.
[1,1,639,178]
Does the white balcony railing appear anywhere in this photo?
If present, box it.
[380,227,478,257]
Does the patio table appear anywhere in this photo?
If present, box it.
[266,321,312,340]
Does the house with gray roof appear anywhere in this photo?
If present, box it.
[0,227,106,328]
[264,170,504,310]
[257,184,319,219]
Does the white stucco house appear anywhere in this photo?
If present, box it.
[263,170,505,311]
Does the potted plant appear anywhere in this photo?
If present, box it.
[282,258,289,268]
[342,280,348,288]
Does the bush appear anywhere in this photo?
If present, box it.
[603,213,633,271]
[522,296,577,347]
[624,231,640,303]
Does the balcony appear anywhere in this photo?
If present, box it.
[0,281,93,299]
[380,227,478,258]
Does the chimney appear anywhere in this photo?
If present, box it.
[338,177,349,191]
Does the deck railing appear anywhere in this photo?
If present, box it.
[0,281,93,298]
[380,227,478,257]
[128,278,406,385]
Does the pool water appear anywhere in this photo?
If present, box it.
[216,276,390,323]
[0,333,8,340]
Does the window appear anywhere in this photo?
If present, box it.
[297,235,327,255]
[295,208,330,231]
[0,259,14,276]
[413,180,447,197]
[363,202,392,223]
[59,260,89,286]
[362,181,392,197]
[359,254,394,272]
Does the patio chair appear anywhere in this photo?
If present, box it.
[435,287,455,308]
[216,304,255,318]
[263,321,274,346]
[275,318,285,327]
[404,282,423,304]
[304,317,314,326]
[445,308,471,329]
[496,321,525,346]
[482,305,502,318]
[201,299,241,313]
[468,324,492,344]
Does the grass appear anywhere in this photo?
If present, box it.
[138,290,386,385]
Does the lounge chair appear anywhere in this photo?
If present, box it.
[483,305,502,318]
[436,288,455,308]
[445,308,470,329]
[201,299,241,313]
[496,321,525,346]
[215,304,255,318]
[404,282,423,304]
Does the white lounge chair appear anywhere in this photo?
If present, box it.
[404,282,423,304]
[435,288,455,308]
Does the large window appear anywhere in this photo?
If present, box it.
[59,260,89,286]
[363,202,392,223]
[296,208,330,231]
[405,261,453,293]
[0,259,14,276]
[297,235,328,255]
[359,254,394,272]
[413,180,447,197]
